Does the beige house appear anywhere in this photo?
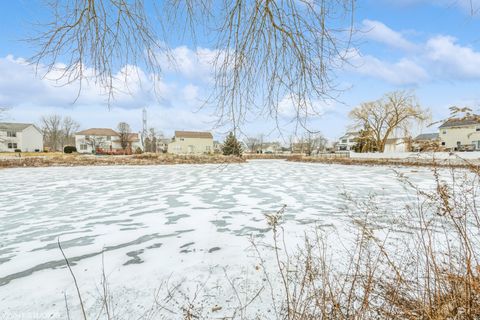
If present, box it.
[168,131,214,155]
[75,128,143,154]
[0,123,43,152]
[439,118,480,150]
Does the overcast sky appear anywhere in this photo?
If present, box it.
[1,0,480,143]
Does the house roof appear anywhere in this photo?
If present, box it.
[415,133,439,141]
[0,122,37,131]
[76,128,119,136]
[127,133,140,141]
[174,131,213,139]
[339,131,360,139]
[385,137,408,144]
[439,118,480,128]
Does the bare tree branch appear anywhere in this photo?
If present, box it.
[30,0,355,131]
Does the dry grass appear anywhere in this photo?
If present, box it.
[0,153,245,168]
[289,155,480,169]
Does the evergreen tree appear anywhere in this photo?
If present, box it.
[222,132,243,156]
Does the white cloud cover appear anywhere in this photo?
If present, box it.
[345,48,428,85]
[361,19,417,51]
[349,21,480,84]
[425,35,480,79]
[157,46,219,82]
[0,54,216,135]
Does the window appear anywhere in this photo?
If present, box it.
[106,136,111,141]
[442,130,446,134]
[180,138,185,141]
[441,142,446,146]
[7,131,16,137]
[80,144,87,150]
[7,143,17,149]
[341,139,347,143]
[85,135,90,140]
[206,146,211,151]
[476,128,480,132]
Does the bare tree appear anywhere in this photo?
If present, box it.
[85,135,106,153]
[349,91,430,152]
[245,136,261,154]
[30,0,165,103]
[304,132,328,156]
[209,0,355,130]
[61,116,80,149]
[144,127,163,153]
[42,114,63,151]
[31,0,355,130]
[117,122,131,152]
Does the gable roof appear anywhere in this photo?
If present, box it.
[127,133,140,141]
[76,128,119,136]
[415,133,439,141]
[439,118,480,128]
[174,131,213,139]
[0,122,36,132]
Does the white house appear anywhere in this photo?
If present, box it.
[384,137,410,153]
[75,128,143,154]
[168,131,214,155]
[439,118,480,150]
[337,132,360,151]
[0,122,43,152]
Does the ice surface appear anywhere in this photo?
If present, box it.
[0,160,443,318]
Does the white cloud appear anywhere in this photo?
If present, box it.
[277,94,336,119]
[347,20,480,84]
[361,19,417,51]
[425,35,480,79]
[0,54,218,135]
[158,46,219,82]
[346,49,428,85]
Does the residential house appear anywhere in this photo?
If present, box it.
[167,131,214,155]
[336,132,360,151]
[213,140,222,154]
[384,137,411,153]
[157,138,171,153]
[413,133,440,152]
[260,142,281,154]
[0,122,43,152]
[439,118,480,150]
[75,128,143,154]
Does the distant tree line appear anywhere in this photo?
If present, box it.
[41,114,80,152]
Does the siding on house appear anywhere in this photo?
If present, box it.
[0,123,43,152]
[337,132,359,151]
[168,131,214,155]
[439,118,480,150]
[75,128,143,153]
[384,138,410,153]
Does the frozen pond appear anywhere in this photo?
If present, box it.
[0,160,437,318]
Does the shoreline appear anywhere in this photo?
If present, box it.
[1,153,479,169]
[0,154,246,169]
[287,155,480,169]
